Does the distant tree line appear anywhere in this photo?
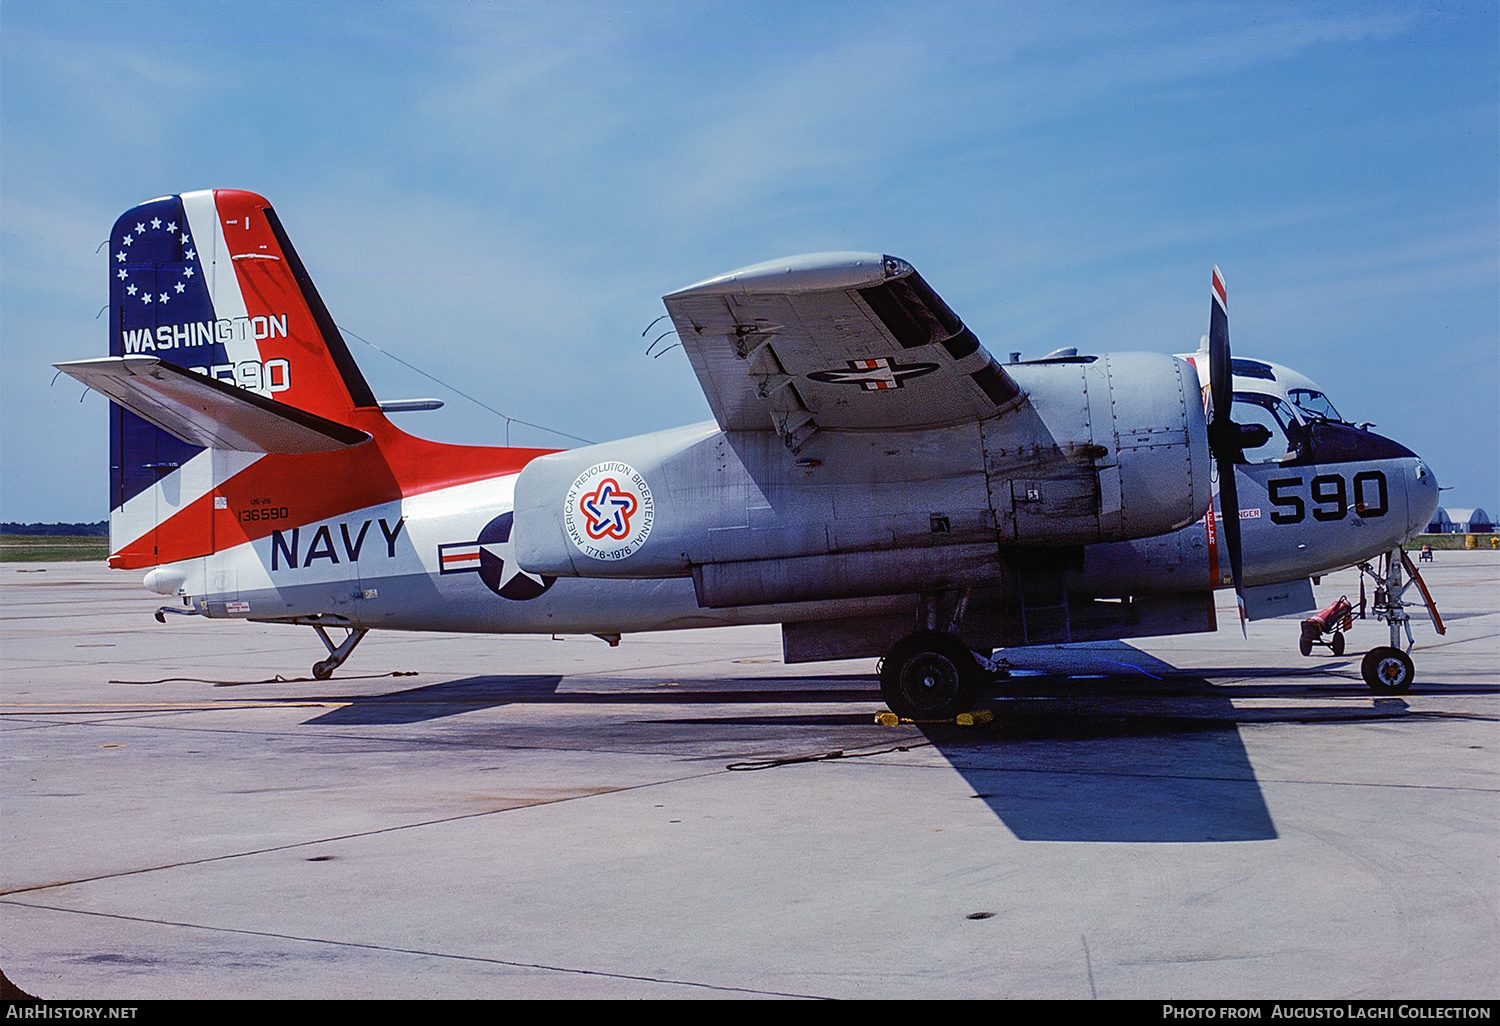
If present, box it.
[2,522,109,537]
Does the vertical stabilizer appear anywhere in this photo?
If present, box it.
[108,190,377,563]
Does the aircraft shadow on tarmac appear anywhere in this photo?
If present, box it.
[300,674,877,726]
[295,643,1489,844]
[929,692,1279,843]
[924,644,1493,842]
[301,674,567,725]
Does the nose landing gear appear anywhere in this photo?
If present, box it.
[1352,546,1444,694]
[1360,646,1415,694]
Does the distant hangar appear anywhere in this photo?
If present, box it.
[1426,507,1494,533]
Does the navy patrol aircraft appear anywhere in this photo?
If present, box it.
[56,190,1443,718]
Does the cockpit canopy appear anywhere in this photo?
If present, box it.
[1230,391,1304,464]
[1220,356,1346,424]
[1286,387,1342,423]
[1181,350,1409,466]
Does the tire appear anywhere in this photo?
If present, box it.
[312,660,336,681]
[1298,633,1314,657]
[1331,631,1345,657]
[879,631,981,720]
[1361,646,1414,694]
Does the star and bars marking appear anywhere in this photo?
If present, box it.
[807,357,940,391]
[438,511,555,601]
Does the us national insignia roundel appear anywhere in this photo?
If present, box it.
[807,357,939,391]
[437,511,556,600]
[478,511,555,600]
[563,462,654,561]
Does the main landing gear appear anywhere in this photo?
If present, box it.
[878,591,993,720]
[879,630,987,720]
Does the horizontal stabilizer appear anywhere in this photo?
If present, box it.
[55,356,370,454]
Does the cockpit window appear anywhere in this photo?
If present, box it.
[1288,388,1343,423]
[1231,392,1304,464]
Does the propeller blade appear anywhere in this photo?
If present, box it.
[1217,446,1247,632]
[1206,266,1246,633]
[1208,266,1232,423]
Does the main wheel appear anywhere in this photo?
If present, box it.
[1361,646,1414,694]
[879,631,982,720]
[312,659,336,680]
[1331,631,1346,657]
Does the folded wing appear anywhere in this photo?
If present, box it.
[663,253,1023,450]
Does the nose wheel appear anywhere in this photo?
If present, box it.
[1361,646,1414,694]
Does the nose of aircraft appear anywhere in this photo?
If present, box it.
[1406,455,1441,540]
[1355,423,1439,541]
[1302,419,1438,543]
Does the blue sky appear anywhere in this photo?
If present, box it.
[2,0,1496,522]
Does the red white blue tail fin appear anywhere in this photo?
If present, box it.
[110,191,376,403]
[66,191,385,563]
[99,190,380,512]
[59,190,547,571]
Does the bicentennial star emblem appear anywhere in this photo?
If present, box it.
[579,478,638,541]
[562,462,655,561]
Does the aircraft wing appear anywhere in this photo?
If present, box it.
[663,254,1022,449]
[55,356,370,454]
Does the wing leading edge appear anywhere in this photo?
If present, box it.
[663,253,1022,450]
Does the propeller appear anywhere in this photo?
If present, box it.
[1206,266,1247,633]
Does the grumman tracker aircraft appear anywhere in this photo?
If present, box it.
[57,190,1444,718]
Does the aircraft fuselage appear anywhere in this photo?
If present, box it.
[146,406,1435,661]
